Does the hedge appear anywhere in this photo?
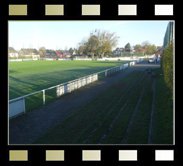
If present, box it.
[161,42,173,97]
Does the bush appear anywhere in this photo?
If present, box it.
[161,42,173,97]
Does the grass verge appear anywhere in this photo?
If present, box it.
[152,68,173,144]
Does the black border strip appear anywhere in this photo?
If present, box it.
[1,1,179,166]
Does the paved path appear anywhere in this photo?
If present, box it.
[9,61,160,144]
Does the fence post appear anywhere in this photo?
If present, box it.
[91,74,93,82]
[57,85,59,98]
[42,90,45,105]
[23,98,26,113]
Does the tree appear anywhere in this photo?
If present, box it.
[134,44,141,50]
[84,34,100,59]
[142,41,151,54]
[78,45,85,55]
[142,41,156,55]
[39,47,46,56]
[89,29,119,58]
[98,30,119,58]
[78,29,119,59]
[68,47,74,55]
[98,41,112,58]
[142,41,151,49]
[125,43,131,49]
[149,44,156,54]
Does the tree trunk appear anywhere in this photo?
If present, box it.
[92,53,94,60]
[101,52,105,58]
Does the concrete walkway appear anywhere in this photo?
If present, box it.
[9,60,160,144]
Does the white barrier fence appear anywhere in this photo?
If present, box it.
[58,58,71,61]
[74,59,92,61]
[56,74,98,98]
[97,57,144,61]
[9,60,143,119]
[9,98,25,118]
[9,59,39,61]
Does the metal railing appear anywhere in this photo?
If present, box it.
[9,59,143,119]
[163,21,174,51]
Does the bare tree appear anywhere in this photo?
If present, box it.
[78,29,119,59]
[95,29,119,58]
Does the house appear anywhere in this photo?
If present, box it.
[65,54,71,58]
[38,50,44,56]
[124,48,133,53]
[116,50,121,55]
[72,50,78,55]
[19,48,39,57]
[115,47,124,55]
[45,49,57,57]
[115,47,133,55]
[65,51,71,58]
[8,47,18,58]
[55,50,72,58]
[32,55,40,59]
[134,48,146,54]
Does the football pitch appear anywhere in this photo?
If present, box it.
[9,60,130,110]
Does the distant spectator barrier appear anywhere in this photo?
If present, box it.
[22,59,34,61]
[9,59,39,61]
[9,59,23,61]
[9,59,143,119]
[97,57,144,61]
[74,59,92,61]
[58,58,71,61]
[42,58,57,60]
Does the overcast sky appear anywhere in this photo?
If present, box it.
[9,20,170,51]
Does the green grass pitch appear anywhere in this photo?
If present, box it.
[9,60,130,111]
